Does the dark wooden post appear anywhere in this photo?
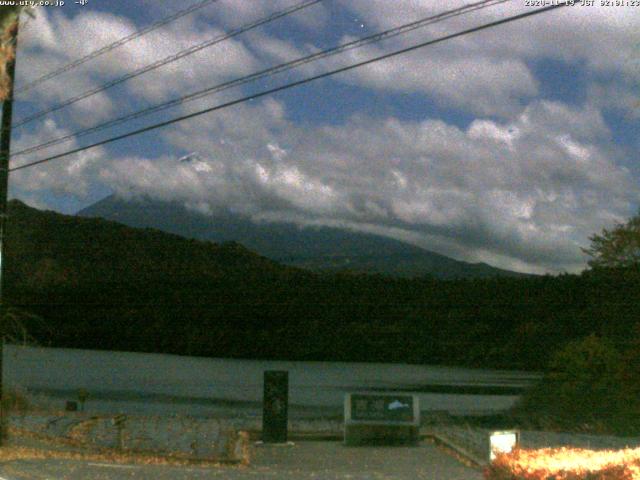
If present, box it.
[262,370,288,443]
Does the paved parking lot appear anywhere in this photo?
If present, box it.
[0,440,482,479]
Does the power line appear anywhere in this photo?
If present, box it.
[12,0,511,159]
[10,3,569,173]
[16,0,219,94]
[11,0,323,129]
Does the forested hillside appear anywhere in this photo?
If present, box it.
[5,200,640,371]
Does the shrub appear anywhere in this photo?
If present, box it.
[484,447,640,480]
[1,387,30,413]
[513,335,633,434]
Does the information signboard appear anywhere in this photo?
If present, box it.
[350,394,415,422]
[344,392,420,445]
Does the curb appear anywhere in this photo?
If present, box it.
[246,430,343,442]
[423,431,487,468]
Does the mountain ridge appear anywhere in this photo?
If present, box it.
[78,194,531,279]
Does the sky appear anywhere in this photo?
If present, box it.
[7,0,640,275]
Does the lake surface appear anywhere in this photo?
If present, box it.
[3,344,541,418]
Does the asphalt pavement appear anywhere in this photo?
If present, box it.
[0,440,483,479]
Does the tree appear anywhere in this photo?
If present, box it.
[0,6,34,100]
[0,307,49,346]
[618,323,640,407]
[583,211,640,269]
[513,335,631,433]
[0,7,21,30]
[0,7,20,100]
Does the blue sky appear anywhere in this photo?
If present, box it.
[8,0,640,274]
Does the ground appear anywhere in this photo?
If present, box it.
[0,440,482,479]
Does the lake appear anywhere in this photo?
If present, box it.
[3,344,541,418]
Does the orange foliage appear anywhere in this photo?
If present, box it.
[0,17,17,100]
[484,447,640,480]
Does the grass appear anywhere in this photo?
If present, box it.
[0,444,244,467]
[2,387,32,413]
[5,426,251,466]
[1,387,61,414]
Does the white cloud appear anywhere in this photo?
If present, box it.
[202,0,330,30]
[16,9,134,124]
[15,7,260,127]
[89,96,638,274]
[340,47,538,116]
[122,23,259,103]
[328,0,640,117]
[16,1,639,124]
[588,81,640,120]
[10,119,105,198]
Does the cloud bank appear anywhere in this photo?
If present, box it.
[10,1,640,274]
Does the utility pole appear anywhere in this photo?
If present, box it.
[0,11,20,446]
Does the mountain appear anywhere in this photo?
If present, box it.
[78,195,529,279]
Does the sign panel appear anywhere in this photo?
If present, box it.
[262,370,288,443]
[344,392,420,445]
[350,394,415,422]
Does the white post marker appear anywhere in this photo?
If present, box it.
[489,430,519,461]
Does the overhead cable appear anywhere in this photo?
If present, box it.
[10,3,569,173]
[17,0,220,94]
[12,0,323,129]
[12,0,511,158]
